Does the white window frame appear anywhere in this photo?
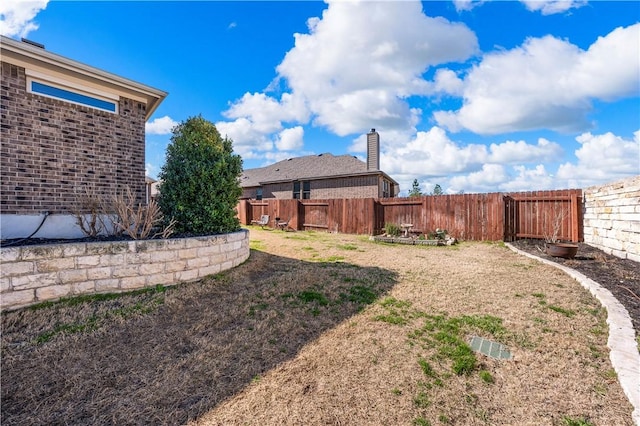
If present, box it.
[26,69,119,114]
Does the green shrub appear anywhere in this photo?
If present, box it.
[158,116,243,235]
[384,223,401,237]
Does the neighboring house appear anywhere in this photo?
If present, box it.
[0,36,167,239]
[240,129,400,200]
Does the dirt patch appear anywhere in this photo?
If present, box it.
[511,239,640,335]
[1,229,636,425]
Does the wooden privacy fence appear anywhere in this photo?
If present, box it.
[237,189,583,242]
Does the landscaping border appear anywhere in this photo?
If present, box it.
[506,243,640,425]
[0,230,250,312]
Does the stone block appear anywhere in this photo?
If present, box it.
[86,242,129,255]
[163,238,186,250]
[99,254,125,266]
[187,257,210,268]
[61,244,87,256]
[36,257,75,273]
[0,248,20,262]
[21,245,63,260]
[150,250,176,262]
[199,264,221,277]
[1,278,11,292]
[120,275,147,290]
[72,281,95,294]
[112,266,140,278]
[146,272,174,286]
[86,267,112,280]
[76,255,101,267]
[174,269,199,282]
[1,289,35,309]
[36,284,72,301]
[125,252,151,264]
[0,261,34,278]
[95,278,120,292]
[178,248,198,260]
[12,272,58,290]
[59,269,88,283]
[197,245,220,257]
[164,260,187,273]
[139,263,164,275]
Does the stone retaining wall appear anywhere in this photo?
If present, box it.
[0,230,250,311]
[584,176,640,262]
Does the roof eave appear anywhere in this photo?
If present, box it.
[0,35,167,121]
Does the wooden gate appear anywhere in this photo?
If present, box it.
[503,190,583,242]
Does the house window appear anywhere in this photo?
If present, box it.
[382,179,390,198]
[302,181,310,199]
[256,188,263,200]
[293,181,301,199]
[27,75,118,113]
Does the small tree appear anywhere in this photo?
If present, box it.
[157,116,243,235]
[408,179,422,197]
[432,184,443,195]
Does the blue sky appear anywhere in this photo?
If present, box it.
[2,0,638,195]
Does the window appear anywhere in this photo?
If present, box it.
[382,179,390,198]
[256,188,263,200]
[293,181,301,199]
[27,72,118,114]
[302,181,310,199]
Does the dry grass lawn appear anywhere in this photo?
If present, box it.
[1,228,635,425]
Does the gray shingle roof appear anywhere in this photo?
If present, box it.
[240,153,393,187]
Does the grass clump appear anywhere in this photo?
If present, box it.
[548,305,576,317]
[479,370,494,384]
[561,416,594,426]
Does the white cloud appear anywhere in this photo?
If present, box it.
[488,138,563,163]
[276,0,478,136]
[381,127,488,179]
[215,117,274,156]
[275,126,304,151]
[218,0,478,155]
[435,23,640,135]
[453,0,485,12]
[520,0,587,15]
[556,131,640,187]
[145,115,178,135]
[381,126,565,181]
[433,69,464,96]
[0,0,48,38]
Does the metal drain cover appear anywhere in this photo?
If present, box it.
[469,336,512,360]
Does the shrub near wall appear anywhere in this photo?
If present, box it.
[0,230,249,311]
[584,176,640,262]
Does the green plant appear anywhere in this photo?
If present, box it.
[548,305,576,317]
[409,179,422,197]
[413,417,431,426]
[384,222,401,237]
[561,416,594,426]
[479,370,494,384]
[158,115,243,235]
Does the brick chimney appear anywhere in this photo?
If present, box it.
[366,128,380,171]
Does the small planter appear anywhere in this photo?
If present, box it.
[546,242,579,259]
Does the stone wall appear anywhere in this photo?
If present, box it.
[0,230,250,311]
[584,176,640,262]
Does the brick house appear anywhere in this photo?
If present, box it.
[240,129,400,200]
[1,36,167,239]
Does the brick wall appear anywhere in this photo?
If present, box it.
[584,176,640,262]
[247,176,381,200]
[0,230,250,311]
[0,62,146,215]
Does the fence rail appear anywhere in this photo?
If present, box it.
[238,189,583,242]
